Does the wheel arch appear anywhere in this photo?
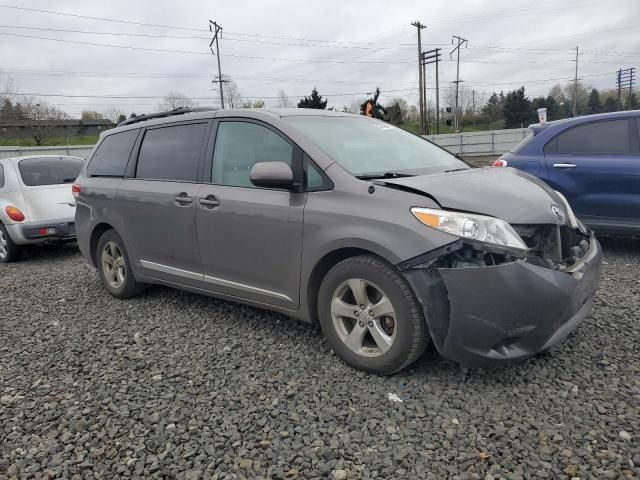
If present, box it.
[89,222,116,267]
[305,246,393,325]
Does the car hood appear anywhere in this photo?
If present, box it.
[382,167,567,224]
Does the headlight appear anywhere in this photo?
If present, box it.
[411,207,527,251]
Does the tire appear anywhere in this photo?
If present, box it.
[96,229,144,299]
[318,254,429,375]
[0,223,21,263]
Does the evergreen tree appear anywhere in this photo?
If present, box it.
[360,88,386,119]
[481,92,504,124]
[0,98,14,119]
[297,88,327,109]
[502,87,532,128]
[544,96,564,121]
[602,97,618,113]
[116,114,127,124]
[587,88,602,114]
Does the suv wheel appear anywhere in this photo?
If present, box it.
[0,224,21,263]
[96,229,143,298]
[318,255,429,375]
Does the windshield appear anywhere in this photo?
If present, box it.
[283,116,467,176]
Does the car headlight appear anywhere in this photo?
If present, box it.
[411,207,527,251]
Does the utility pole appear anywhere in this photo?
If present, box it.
[412,21,426,135]
[617,67,636,110]
[572,46,580,116]
[422,48,442,134]
[450,35,468,131]
[472,90,476,128]
[209,20,225,109]
[617,68,622,109]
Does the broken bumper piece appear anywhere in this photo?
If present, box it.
[404,232,602,367]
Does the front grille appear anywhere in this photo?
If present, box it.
[512,224,590,270]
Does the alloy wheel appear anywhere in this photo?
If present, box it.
[0,229,7,259]
[101,241,126,289]
[330,278,397,357]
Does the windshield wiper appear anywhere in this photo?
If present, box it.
[355,172,415,180]
[444,167,471,173]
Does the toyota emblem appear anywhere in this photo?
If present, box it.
[551,204,566,223]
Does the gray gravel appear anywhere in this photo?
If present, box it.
[1,237,639,479]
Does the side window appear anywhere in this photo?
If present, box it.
[0,164,4,189]
[551,119,631,154]
[88,129,139,177]
[212,121,293,188]
[136,123,207,182]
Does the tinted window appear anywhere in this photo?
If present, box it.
[88,129,139,176]
[136,123,207,182]
[552,119,631,154]
[0,164,4,189]
[213,122,293,188]
[18,157,83,186]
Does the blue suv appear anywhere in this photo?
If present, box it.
[497,110,640,235]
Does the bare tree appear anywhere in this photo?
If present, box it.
[277,89,290,108]
[221,75,241,109]
[103,106,125,124]
[16,98,70,146]
[157,91,196,111]
[81,110,104,121]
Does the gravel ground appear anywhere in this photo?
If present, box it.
[1,237,639,480]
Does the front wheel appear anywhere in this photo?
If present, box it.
[318,255,429,375]
[96,229,143,299]
[0,224,21,263]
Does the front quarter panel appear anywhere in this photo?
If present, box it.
[300,175,459,320]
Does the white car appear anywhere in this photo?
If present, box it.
[0,155,84,262]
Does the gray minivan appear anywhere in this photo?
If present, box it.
[75,108,602,374]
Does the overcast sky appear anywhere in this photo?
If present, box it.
[0,0,638,117]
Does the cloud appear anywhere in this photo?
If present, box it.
[0,0,637,116]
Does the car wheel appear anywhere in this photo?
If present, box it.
[96,229,143,298]
[318,255,429,375]
[0,224,21,263]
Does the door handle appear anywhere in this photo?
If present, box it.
[173,193,193,205]
[199,195,220,208]
[553,163,577,169]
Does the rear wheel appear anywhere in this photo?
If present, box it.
[318,255,429,375]
[96,229,143,298]
[0,224,21,263]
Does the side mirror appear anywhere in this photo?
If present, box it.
[250,161,294,189]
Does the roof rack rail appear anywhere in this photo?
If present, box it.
[117,107,217,127]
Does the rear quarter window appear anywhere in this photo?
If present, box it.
[88,129,139,177]
[18,157,84,186]
[136,123,208,182]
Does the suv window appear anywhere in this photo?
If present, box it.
[136,123,207,182]
[88,129,139,176]
[548,119,631,154]
[18,157,84,186]
[0,164,4,189]
[212,121,293,188]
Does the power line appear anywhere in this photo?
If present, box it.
[0,31,420,64]
[0,88,420,100]
[0,24,418,50]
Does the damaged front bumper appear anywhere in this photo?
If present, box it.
[403,232,602,367]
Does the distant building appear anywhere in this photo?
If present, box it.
[0,119,114,141]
